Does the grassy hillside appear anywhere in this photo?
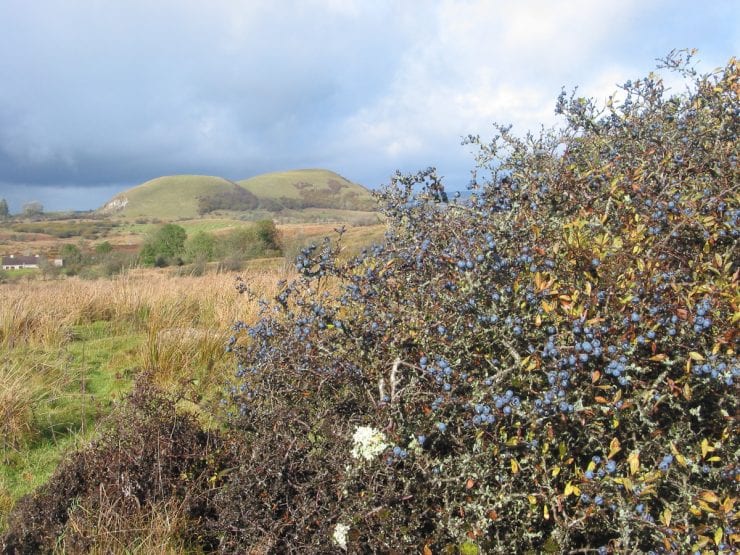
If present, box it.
[101,175,243,220]
[237,168,376,211]
[100,169,377,221]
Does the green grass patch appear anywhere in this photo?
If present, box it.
[0,323,143,530]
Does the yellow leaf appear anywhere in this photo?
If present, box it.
[701,438,715,458]
[689,351,705,361]
[649,354,667,362]
[511,459,520,474]
[564,482,580,497]
[627,451,640,475]
[661,508,672,527]
[528,494,537,505]
[706,456,721,462]
[696,535,711,548]
[699,490,720,505]
[715,526,724,546]
[552,465,561,477]
[424,545,433,555]
[543,504,549,520]
[621,476,633,492]
[608,437,621,459]
[720,496,736,513]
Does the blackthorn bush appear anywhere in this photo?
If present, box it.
[223,50,738,553]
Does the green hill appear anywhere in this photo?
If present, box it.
[237,169,376,211]
[101,175,245,220]
[101,169,377,220]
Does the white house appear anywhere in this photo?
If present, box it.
[1,254,63,270]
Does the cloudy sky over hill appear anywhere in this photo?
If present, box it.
[0,0,738,211]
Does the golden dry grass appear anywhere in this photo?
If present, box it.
[0,266,289,350]
[62,494,190,555]
[0,266,291,455]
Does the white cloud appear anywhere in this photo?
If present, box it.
[332,1,646,166]
[0,0,737,209]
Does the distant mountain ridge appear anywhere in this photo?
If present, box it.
[100,169,376,219]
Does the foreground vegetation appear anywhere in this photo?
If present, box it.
[2,52,738,553]
[0,269,286,534]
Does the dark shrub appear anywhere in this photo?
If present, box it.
[197,184,260,215]
[1,381,231,554]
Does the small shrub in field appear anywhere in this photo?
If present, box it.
[1,380,231,553]
[139,223,187,267]
[221,52,738,552]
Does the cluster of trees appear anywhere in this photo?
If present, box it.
[138,219,282,269]
[9,220,117,239]
[196,186,260,215]
[2,219,282,281]
[195,183,376,215]
[0,199,46,219]
[271,189,373,211]
[37,241,134,279]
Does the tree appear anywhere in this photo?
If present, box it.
[139,223,187,266]
[94,241,113,255]
[0,198,9,219]
[253,219,281,251]
[59,243,87,275]
[185,231,216,263]
[22,200,43,217]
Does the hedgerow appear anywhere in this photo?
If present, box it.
[221,51,738,553]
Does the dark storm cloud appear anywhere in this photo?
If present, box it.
[0,0,737,211]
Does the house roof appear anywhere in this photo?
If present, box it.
[2,255,41,265]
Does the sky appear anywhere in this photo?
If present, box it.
[0,0,737,212]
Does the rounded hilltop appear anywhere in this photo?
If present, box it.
[100,169,376,220]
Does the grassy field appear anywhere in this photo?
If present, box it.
[0,215,386,532]
[0,267,289,531]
